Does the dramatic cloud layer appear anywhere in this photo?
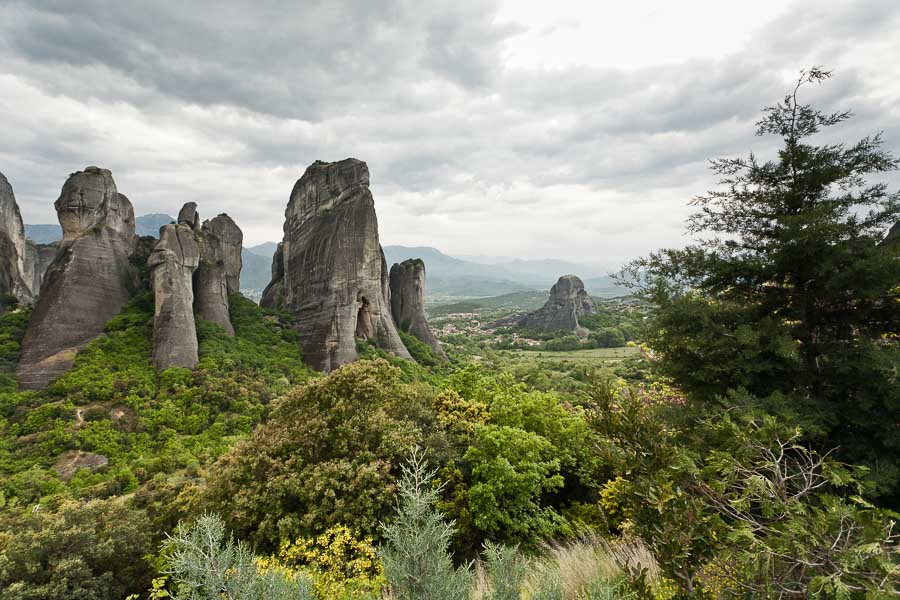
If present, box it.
[2,0,899,265]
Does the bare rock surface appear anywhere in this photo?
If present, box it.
[204,214,243,295]
[23,240,59,298]
[272,158,411,371]
[494,275,596,336]
[18,167,137,389]
[150,222,200,370]
[53,450,108,481]
[389,259,447,360]
[194,217,235,335]
[0,172,34,307]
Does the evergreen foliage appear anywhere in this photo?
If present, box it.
[621,69,900,501]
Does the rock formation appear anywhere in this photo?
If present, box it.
[267,158,412,371]
[0,172,34,309]
[150,207,243,369]
[494,275,595,336]
[17,167,137,389]
[259,242,284,309]
[23,240,59,297]
[389,259,447,360]
[193,216,237,335]
[150,220,200,370]
[204,214,243,295]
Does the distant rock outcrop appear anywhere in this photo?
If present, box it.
[493,275,595,336]
[259,242,284,309]
[267,158,412,371]
[150,221,200,370]
[389,259,447,360]
[18,167,137,389]
[0,172,34,309]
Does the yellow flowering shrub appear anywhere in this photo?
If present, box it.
[271,525,384,599]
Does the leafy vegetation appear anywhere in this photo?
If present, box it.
[1,71,898,599]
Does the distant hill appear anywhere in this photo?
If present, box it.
[247,242,278,258]
[240,247,273,295]
[382,245,627,300]
[135,213,174,237]
[23,224,62,244]
[25,213,175,243]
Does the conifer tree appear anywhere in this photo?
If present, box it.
[623,68,900,501]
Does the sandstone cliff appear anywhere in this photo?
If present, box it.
[389,259,447,360]
[18,167,137,389]
[150,221,200,370]
[0,172,34,309]
[271,158,412,371]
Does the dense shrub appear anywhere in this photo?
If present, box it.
[203,359,425,551]
[0,498,154,600]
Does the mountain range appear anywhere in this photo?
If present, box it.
[24,215,626,301]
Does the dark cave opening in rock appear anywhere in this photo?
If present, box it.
[355,294,373,340]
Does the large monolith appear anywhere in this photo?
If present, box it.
[205,214,242,295]
[17,167,137,389]
[193,215,238,336]
[0,172,33,308]
[521,275,595,335]
[389,259,447,360]
[150,221,200,370]
[272,158,412,371]
[493,275,596,337]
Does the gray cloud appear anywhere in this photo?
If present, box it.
[1,0,898,263]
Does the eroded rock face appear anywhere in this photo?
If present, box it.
[194,217,235,335]
[273,158,411,371]
[500,275,595,337]
[259,242,284,309]
[0,172,33,307]
[150,222,200,370]
[23,240,59,298]
[204,214,242,295]
[18,167,137,389]
[389,259,447,360]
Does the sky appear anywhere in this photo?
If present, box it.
[1,0,899,266]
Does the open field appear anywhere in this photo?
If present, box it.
[502,345,640,364]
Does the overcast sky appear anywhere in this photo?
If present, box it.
[2,0,899,266]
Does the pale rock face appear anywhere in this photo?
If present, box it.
[150,222,200,370]
[177,202,200,230]
[23,240,60,298]
[204,214,243,295]
[273,158,412,371]
[17,167,137,389]
[193,217,235,336]
[0,172,34,307]
[389,259,447,360]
